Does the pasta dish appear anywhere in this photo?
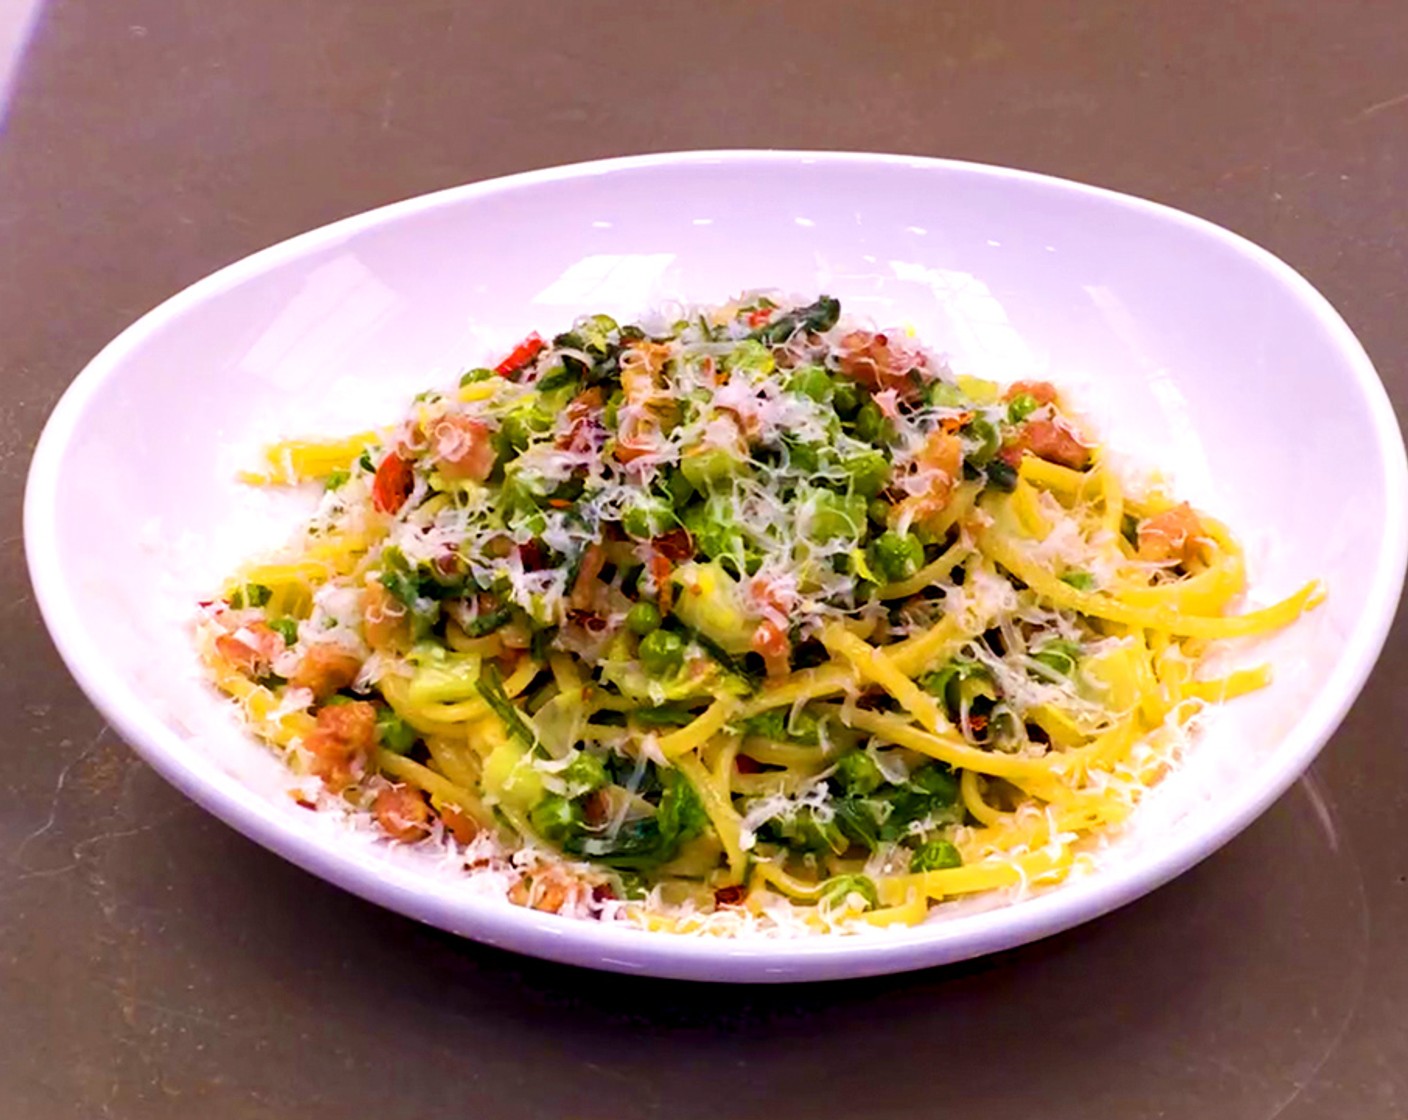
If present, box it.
[198,295,1320,933]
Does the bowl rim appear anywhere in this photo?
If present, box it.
[23,149,1408,981]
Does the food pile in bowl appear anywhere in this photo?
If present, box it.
[199,293,1319,936]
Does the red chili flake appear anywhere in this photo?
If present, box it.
[494,332,547,378]
[968,712,990,734]
[652,527,694,562]
[371,453,415,514]
[517,540,547,570]
[745,307,772,328]
[734,754,764,774]
[713,885,748,908]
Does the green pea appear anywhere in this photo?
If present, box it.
[529,795,585,844]
[1007,392,1040,423]
[834,751,885,797]
[853,399,894,446]
[625,601,662,635]
[788,365,833,402]
[867,498,891,526]
[868,530,925,583]
[639,629,685,677]
[841,448,890,498]
[376,708,418,756]
[910,838,962,872]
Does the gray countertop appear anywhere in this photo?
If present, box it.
[2,2,1406,1116]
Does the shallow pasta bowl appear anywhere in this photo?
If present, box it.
[24,151,1408,982]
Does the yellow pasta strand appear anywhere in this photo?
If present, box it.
[671,751,746,883]
[879,845,1073,906]
[658,697,739,758]
[820,625,951,736]
[979,515,1323,640]
[959,769,1004,826]
[240,432,379,485]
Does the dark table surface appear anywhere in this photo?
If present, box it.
[3,2,1407,1117]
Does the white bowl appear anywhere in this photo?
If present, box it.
[25,151,1407,982]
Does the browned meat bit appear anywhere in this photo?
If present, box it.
[289,643,363,701]
[750,617,792,679]
[437,803,481,845]
[836,329,928,397]
[362,580,409,651]
[893,429,964,527]
[580,788,612,827]
[214,621,285,676]
[1137,502,1206,564]
[713,884,748,908]
[372,784,432,842]
[303,701,378,791]
[1000,418,1093,471]
[509,869,575,913]
[568,542,606,611]
[429,413,495,482]
[1004,380,1059,406]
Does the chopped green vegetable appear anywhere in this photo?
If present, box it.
[268,617,300,646]
[751,294,840,344]
[1007,392,1040,423]
[817,874,878,911]
[530,795,584,844]
[788,364,833,402]
[910,838,962,872]
[1031,638,1082,677]
[1060,570,1097,592]
[476,664,539,749]
[229,583,272,609]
